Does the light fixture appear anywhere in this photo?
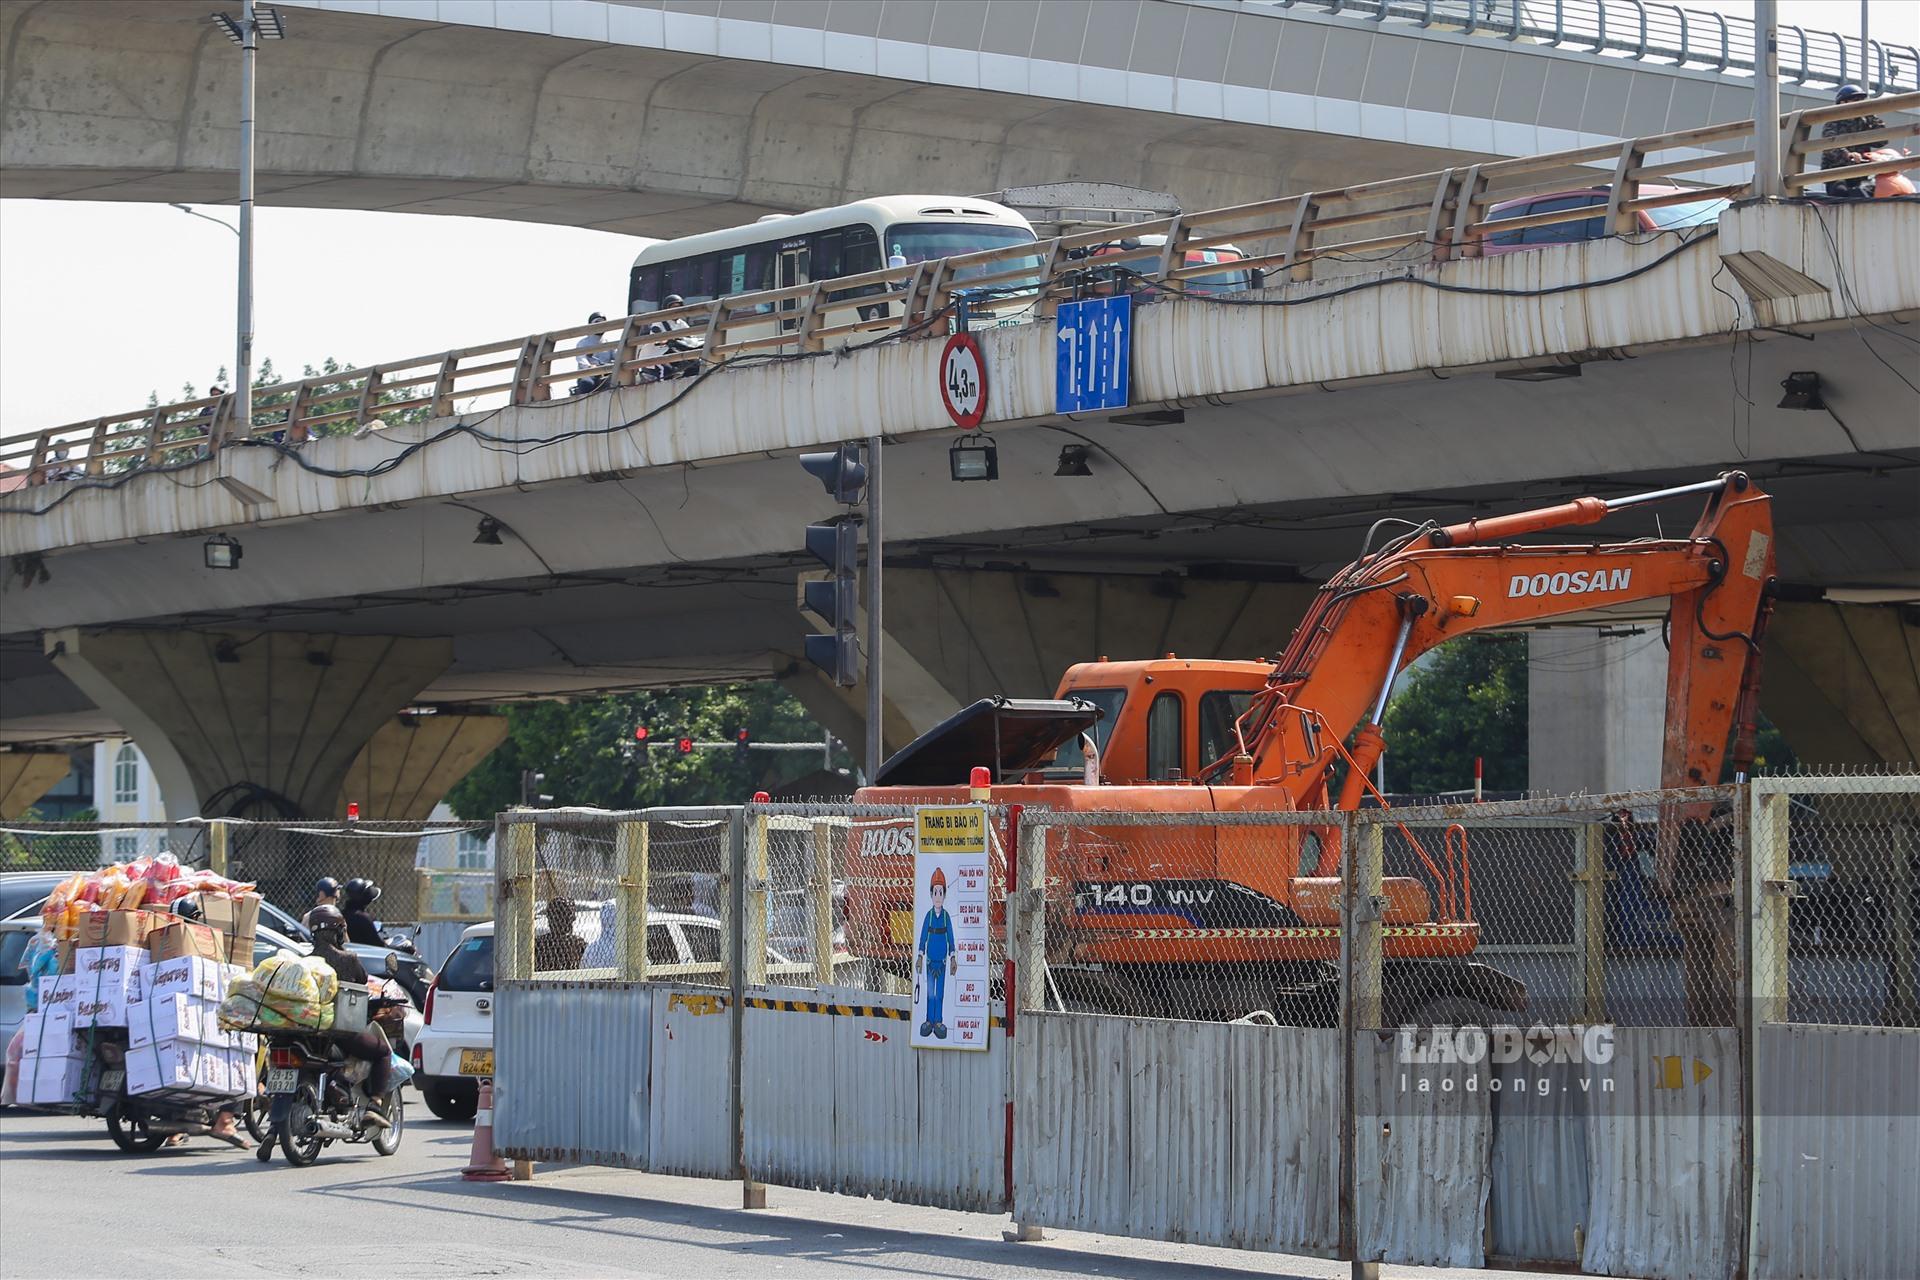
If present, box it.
[1054,444,1093,477]
[1496,363,1582,383]
[210,7,285,44]
[474,516,504,545]
[1778,371,1825,410]
[203,533,242,570]
[949,434,999,482]
[1111,408,1185,426]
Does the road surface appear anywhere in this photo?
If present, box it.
[1,1107,1559,1279]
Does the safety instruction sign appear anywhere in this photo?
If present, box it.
[910,805,991,1051]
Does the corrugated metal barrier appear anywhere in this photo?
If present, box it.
[1487,1059,1589,1267]
[1356,1029,1493,1269]
[742,985,1008,1211]
[649,984,734,1180]
[494,981,651,1167]
[1582,1027,1744,1280]
[1014,1012,1340,1255]
[1752,1024,1920,1280]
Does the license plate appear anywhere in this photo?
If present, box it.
[99,1069,124,1095]
[459,1049,493,1077]
[266,1068,299,1094]
[888,910,913,945]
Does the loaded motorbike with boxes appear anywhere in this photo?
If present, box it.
[18,897,265,1152]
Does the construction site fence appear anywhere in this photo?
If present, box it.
[0,817,493,943]
[489,774,1918,1280]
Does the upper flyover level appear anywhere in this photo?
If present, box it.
[3,96,1916,601]
[2,0,1912,233]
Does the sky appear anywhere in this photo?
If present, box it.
[1,0,1914,431]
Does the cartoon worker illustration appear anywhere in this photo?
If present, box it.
[916,866,958,1039]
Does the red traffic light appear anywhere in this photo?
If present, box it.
[634,725,650,743]
[676,736,694,755]
[736,729,750,744]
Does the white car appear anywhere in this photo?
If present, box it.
[411,913,798,1123]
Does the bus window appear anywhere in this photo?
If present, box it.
[1198,690,1256,766]
[1051,688,1125,774]
[629,264,663,314]
[663,256,717,305]
[885,223,1039,281]
[1146,692,1182,780]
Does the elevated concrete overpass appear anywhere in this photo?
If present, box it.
[2,0,1903,233]
[2,108,1916,816]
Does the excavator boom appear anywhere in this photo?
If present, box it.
[1235,472,1775,813]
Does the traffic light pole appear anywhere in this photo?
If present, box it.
[864,434,883,783]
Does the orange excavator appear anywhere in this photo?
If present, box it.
[844,472,1775,1020]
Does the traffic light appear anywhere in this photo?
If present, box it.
[735,728,751,758]
[633,725,649,743]
[676,736,694,756]
[799,443,867,504]
[802,516,861,687]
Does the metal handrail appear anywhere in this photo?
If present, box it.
[3,92,1915,487]
[1261,0,1918,93]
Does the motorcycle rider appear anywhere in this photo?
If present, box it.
[341,878,384,946]
[305,905,394,1105]
[303,877,342,929]
[1821,85,1887,199]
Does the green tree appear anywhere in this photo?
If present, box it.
[446,682,847,818]
[1382,634,1529,795]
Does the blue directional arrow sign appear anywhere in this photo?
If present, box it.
[1055,294,1132,415]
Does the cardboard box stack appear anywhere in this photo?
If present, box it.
[16,1008,87,1107]
[125,953,256,1099]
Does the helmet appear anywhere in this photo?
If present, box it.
[1835,84,1867,103]
[662,294,685,309]
[929,867,947,892]
[343,877,381,909]
[308,904,346,938]
[175,897,203,922]
[588,311,606,323]
[315,876,341,899]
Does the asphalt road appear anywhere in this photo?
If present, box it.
[0,1107,1558,1280]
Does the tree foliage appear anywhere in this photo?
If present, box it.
[445,682,848,819]
[1382,635,1528,796]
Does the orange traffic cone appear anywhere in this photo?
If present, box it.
[462,1079,510,1182]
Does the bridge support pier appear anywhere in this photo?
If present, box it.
[45,627,454,821]
[0,749,73,820]
[1528,627,1666,796]
[1762,601,1920,766]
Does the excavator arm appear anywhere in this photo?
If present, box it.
[1230,473,1775,821]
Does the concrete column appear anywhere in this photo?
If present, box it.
[1528,627,1666,796]
[333,712,509,820]
[0,749,72,819]
[1761,601,1920,766]
[45,627,452,820]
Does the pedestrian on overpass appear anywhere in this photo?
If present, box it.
[1821,85,1886,199]
[571,312,615,395]
[643,295,697,382]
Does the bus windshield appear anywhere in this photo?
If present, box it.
[1180,249,1255,294]
[885,223,1039,280]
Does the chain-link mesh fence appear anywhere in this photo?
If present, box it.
[484,776,1916,1032]
[1751,774,1920,1028]
[0,818,490,936]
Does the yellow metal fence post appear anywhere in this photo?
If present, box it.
[209,820,229,877]
[617,818,649,982]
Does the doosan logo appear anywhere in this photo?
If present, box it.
[1509,567,1631,598]
[856,826,916,859]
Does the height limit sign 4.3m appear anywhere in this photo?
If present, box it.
[1055,294,1131,414]
[940,332,987,429]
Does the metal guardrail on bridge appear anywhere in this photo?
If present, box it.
[1262,0,1918,94]
[2,93,1915,489]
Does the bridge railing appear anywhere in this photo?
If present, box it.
[4,93,1915,488]
[1260,0,1918,94]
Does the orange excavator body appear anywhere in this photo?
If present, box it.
[845,474,1775,998]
